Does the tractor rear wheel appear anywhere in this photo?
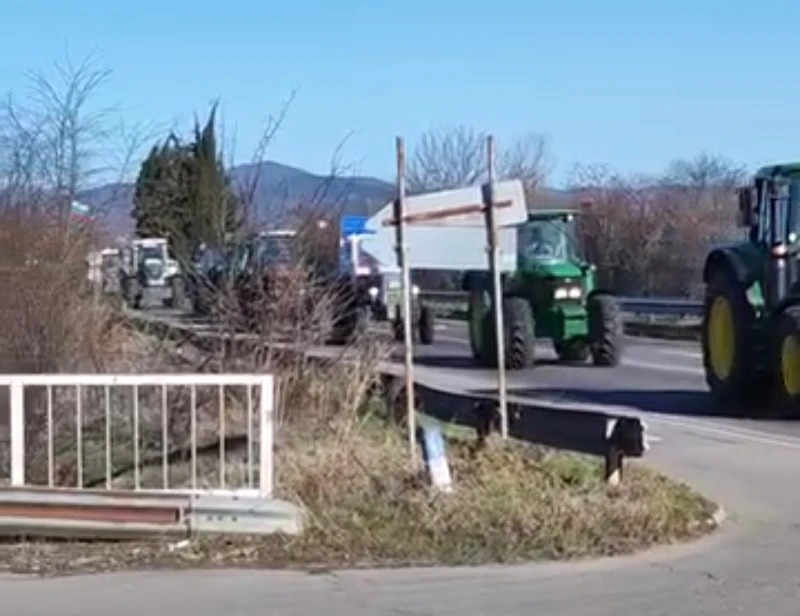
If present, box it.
[701,272,763,405]
[771,305,800,414]
[587,292,623,366]
[467,288,491,363]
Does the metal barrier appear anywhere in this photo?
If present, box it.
[0,373,274,498]
[420,290,704,318]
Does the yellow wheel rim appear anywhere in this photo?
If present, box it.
[781,334,800,396]
[708,296,735,380]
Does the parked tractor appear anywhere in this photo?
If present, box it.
[462,208,623,369]
[701,163,800,412]
[118,237,185,310]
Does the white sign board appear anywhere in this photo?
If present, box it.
[359,180,526,272]
[359,226,517,272]
[369,179,528,229]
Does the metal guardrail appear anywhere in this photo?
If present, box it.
[128,310,650,486]
[0,373,303,538]
[420,290,704,318]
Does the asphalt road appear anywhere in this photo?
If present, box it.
[9,311,800,615]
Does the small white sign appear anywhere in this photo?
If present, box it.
[419,426,453,493]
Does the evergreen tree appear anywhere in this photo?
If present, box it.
[131,104,241,265]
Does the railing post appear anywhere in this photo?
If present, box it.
[9,379,24,486]
[259,376,274,498]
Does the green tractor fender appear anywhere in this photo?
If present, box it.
[703,246,759,290]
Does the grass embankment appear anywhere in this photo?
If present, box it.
[0,413,717,575]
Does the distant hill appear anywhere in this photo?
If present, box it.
[77,160,573,238]
[78,161,397,238]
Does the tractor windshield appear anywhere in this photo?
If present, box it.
[518,215,581,263]
[138,245,164,262]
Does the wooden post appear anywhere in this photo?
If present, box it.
[394,137,417,464]
[482,135,508,439]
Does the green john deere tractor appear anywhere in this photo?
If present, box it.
[702,163,800,412]
[462,208,623,370]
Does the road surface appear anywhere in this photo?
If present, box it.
[7,312,798,615]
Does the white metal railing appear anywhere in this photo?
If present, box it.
[0,373,274,498]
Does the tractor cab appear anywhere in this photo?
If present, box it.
[737,164,800,305]
[518,210,583,265]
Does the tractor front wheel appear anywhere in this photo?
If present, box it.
[555,338,590,363]
[771,305,800,414]
[587,292,623,366]
[123,276,141,310]
[418,304,435,345]
[168,276,186,310]
[503,297,536,369]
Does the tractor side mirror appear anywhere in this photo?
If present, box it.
[737,187,755,227]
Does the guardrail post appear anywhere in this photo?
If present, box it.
[258,376,274,498]
[9,379,24,486]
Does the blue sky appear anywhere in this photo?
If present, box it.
[1,0,798,186]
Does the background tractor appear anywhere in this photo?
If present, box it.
[337,229,435,345]
[701,163,800,413]
[462,208,623,369]
[118,237,185,309]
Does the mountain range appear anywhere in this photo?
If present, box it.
[78,160,571,238]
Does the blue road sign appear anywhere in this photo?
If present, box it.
[340,215,375,237]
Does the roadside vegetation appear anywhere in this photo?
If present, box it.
[0,52,720,576]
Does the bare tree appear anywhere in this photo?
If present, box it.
[0,51,115,227]
[406,124,551,199]
[569,153,748,298]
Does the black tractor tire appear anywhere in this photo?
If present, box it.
[504,297,536,369]
[555,338,590,363]
[330,303,367,345]
[701,271,764,405]
[166,276,186,310]
[123,276,141,310]
[771,304,800,414]
[327,281,367,345]
[392,305,405,343]
[467,288,491,363]
[193,284,209,316]
[587,292,623,367]
[418,304,435,345]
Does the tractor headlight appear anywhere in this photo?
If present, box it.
[554,286,582,300]
[368,286,379,299]
[412,284,420,296]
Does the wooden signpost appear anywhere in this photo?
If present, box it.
[386,136,526,457]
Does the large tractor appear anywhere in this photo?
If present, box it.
[701,163,800,412]
[462,208,623,369]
